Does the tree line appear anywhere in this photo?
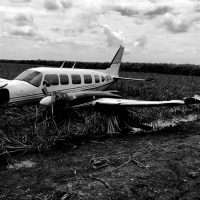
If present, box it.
[0,59,200,76]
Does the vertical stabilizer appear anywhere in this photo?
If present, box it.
[106,45,124,76]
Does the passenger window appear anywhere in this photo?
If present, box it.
[101,75,105,82]
[44,74,59,85]
[60,74,69,85]
[71,74,81,84]
[84,75,92,84]
[95,75,100,83]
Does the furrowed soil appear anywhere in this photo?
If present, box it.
[1,120,200,200]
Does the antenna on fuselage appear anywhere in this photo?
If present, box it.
[72,62,76,68]
[60,61,65,69]
[60,62,76,69]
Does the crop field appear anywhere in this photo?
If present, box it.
[0,63,200,199]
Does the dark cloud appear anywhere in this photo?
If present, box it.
[44,0,72,11]
[144,6,173,18]
[10,0,31,3]
[194,4,200,12]
[6,27,50,44]
[114,7,139,17]
[163,14,191,33]
[52,27,61,32]
[148,0,157,3]
[10,27,36,37]
[44,0,61,11]
[112,5,172,19]
[60,0,72,9]
[166,22,190,33]
[13,13,34,27]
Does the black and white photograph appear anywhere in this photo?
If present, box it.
[0,0,200,199]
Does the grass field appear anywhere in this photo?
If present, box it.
[115,71,200,100]
[1,63,200,199]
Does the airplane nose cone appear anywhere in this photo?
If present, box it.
[40,96,52,107]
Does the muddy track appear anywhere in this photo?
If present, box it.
[0,121,200,200]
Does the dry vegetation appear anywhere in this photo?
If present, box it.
[0,63,200,199]
[0,67,200,157]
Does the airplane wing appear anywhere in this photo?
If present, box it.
[67,90,121,100]
[92,98,185,107]
[40,91,200,110]
[40,91,121,107]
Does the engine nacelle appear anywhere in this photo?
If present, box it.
[0,88,9,105]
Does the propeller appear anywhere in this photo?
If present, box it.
[50,91,56,115]
[40,81,56,116]
[42,80,48,96]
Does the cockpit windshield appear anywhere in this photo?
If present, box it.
[15,70,43,87]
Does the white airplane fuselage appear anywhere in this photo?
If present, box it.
[0,67,114,105]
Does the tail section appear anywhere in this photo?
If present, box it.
[106,45,124,76]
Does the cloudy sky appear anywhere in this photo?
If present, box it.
[0,0,200,64]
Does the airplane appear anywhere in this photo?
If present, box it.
[0,45,199,112]
[0,46,148,106]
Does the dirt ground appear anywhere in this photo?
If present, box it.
[0,120,200,200]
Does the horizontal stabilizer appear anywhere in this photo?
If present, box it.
[113,77,154,82]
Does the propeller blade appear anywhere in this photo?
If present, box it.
[51,92,55,115]
[42,84,48,96]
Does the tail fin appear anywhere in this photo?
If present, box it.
[106,45,124,76]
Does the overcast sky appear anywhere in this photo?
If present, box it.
[0,0,200,64]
